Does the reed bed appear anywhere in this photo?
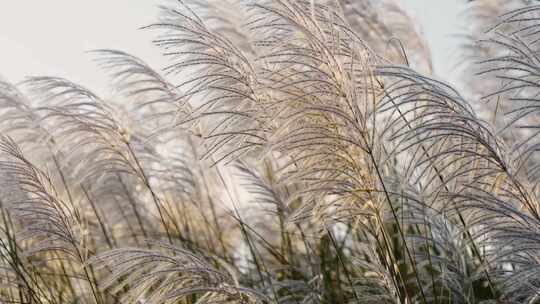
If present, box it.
[1,0,540,303]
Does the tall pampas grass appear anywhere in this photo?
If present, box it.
[2,0,540,303]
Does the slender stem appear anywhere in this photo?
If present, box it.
[124,140,173,244]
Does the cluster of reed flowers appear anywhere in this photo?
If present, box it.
[1,0,540,303]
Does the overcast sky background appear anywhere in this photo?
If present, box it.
[0,0,466,92]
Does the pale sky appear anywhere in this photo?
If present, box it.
[0,0,465,91]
